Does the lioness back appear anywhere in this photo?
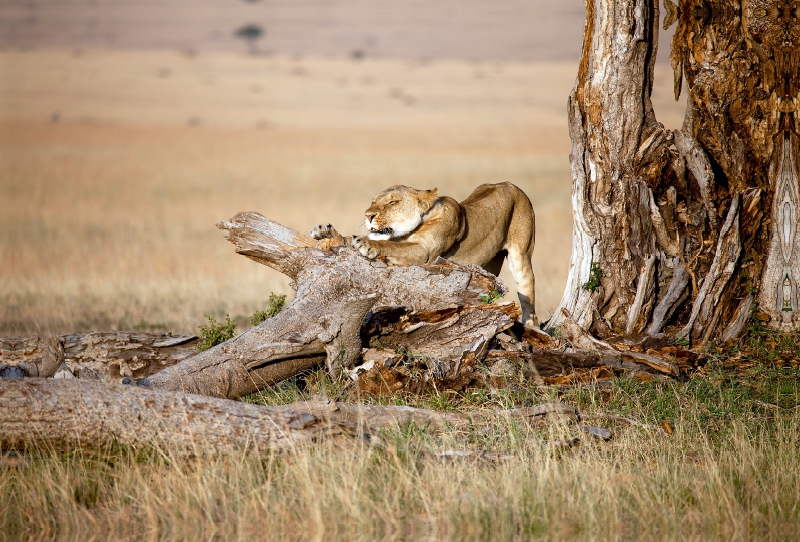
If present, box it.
[444,182,535,271]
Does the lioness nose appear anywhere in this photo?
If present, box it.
[365,213,376,223]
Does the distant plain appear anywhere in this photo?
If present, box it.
[0,48,685,336]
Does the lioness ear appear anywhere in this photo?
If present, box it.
[420,188,439,212]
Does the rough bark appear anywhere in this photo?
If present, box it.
[0,332,198,381]
[548,0,800,343]
[139,213,516,399]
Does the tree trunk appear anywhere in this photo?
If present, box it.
[138,213,517,399]
[547,0,799,342]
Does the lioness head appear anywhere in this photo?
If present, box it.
[364,186,439,240]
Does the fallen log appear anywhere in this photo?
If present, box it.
[0,380,589,456]
[0,332,197,381]
[139,213,516,399]
[0,379,367,456]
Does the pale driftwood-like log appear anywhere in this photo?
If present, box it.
[140,213,514,399]
[0,379,368,456]
[0,332,198,381]
[0,380,595,455]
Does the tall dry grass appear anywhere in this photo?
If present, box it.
[3,377,799,541]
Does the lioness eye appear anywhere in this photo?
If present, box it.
[388,200,398,205]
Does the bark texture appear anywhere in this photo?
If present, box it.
[548,0,800,342]
[139,213,516,399]
[0,332,197,381]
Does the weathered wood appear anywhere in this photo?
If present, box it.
[673,130,716,226]
[558,309,680,376]
[0,336,63,378]
[0,380,595,456]
[549,0,800,342]
[0,332,197,381]
[722,294,754,342]
[0,379,368,456]
[139,213,515,399]
[558,309,618,355]
[547,0,666,335]
[625,254,657,335]
[679,195,741,342]
[527,348,646,377]
[759,136,800,329]
[647,259,690,335]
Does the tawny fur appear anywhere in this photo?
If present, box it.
[310,182,538,327]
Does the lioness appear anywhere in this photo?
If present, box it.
[311,182,538,327]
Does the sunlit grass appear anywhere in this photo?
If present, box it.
[4,369,799,540]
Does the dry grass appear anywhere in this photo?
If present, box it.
[4,370,799,540]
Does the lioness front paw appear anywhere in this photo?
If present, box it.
[350,235,380,259]
[310,224,335,240]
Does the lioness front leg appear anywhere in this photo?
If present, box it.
[310,224,348,245]
[351,236,435,265]
[349,235,381,259]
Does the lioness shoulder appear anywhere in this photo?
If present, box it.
[311,182,538,327]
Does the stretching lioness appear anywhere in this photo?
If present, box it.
[311,182,538,327]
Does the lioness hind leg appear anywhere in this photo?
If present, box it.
[507,250,538,328]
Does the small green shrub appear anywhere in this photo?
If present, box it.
[479,290,503,304]
[196,313,237,351]
[250,293,287,326]
[582,262,604,292]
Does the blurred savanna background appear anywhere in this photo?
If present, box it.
[0,0,686,337]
